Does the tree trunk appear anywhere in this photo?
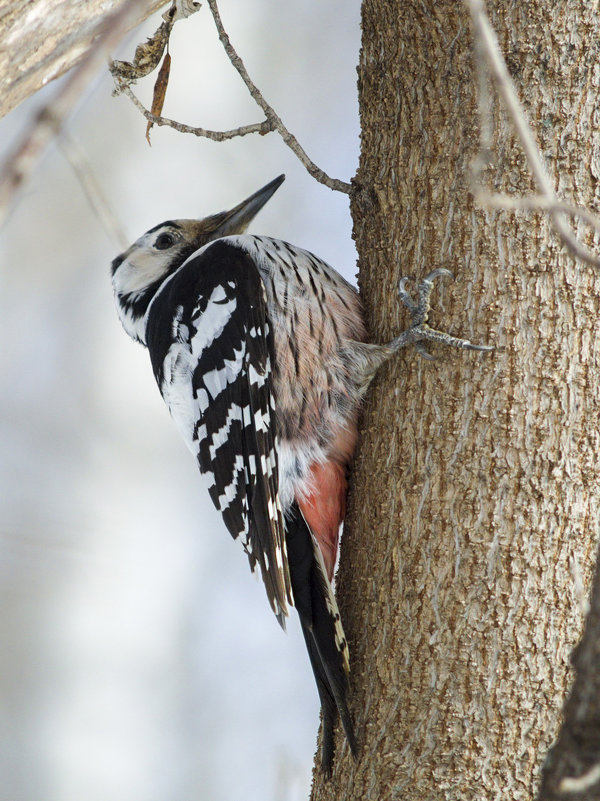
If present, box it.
[312,1,600,799]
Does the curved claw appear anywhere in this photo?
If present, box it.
[398,275,415,294]
[390,269,493,359]
[398,275,418,312]
[422,267,454,284]
[466,343,495,353]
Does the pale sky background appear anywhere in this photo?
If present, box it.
[0,3,361,800]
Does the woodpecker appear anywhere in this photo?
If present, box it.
[111,174,491,773]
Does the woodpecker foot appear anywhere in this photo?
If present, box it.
[392,268,493,360]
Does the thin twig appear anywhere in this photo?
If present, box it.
[120,84,274,140]
[59,131,129,249]
[0,0,146,227]
[467,0,600,268]
[476,191,600,233]
[206,0,352,195]
[559,763,600,794]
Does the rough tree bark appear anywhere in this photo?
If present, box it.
[312,1,600,799]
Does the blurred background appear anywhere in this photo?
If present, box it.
[0,2,360,800]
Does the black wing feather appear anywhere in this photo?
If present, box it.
[146,239,293,620]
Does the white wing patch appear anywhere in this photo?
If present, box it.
[208,403,243,461]
[160,289,239,446]
[190,288,237,353]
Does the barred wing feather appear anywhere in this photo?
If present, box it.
[146,240,293,622]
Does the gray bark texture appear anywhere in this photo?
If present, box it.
[0,0,165,120]
[311,1,600,799]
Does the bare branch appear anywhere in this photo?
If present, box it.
[112,0,352,193]
[467,0,600,269]
[559,764,600,795]
[206,0,352,195]
[0,0,166,120]
[119,84,274,140]
[0,0,147,227]
[475,191,600,234]
[59,131,129,249]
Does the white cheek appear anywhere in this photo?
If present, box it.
[115,251,171,295]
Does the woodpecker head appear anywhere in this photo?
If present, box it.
[111,174,285,343]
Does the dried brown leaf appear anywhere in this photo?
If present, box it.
[146,52,172,145]
[110,0,201,85]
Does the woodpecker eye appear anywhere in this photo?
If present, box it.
[154,232,175,250]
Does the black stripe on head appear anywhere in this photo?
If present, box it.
[111,244,136,275]
[118,273,172,327]
[110,254,125,276]
[146,220,183,235]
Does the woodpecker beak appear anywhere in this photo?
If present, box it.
[210,174,285,238]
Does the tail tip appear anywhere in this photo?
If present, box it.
[319,715,358,778]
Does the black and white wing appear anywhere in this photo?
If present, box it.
[145,239,293,622]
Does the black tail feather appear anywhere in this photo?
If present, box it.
[301,626,337,774]
[285,503,357,773]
